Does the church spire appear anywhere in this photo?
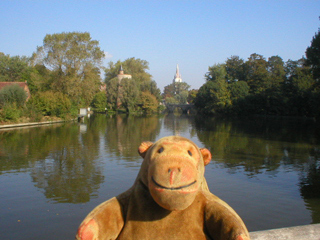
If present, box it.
[173,64,183,83]
[176,64,180,78]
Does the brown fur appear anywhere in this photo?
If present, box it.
[76,136,250,240]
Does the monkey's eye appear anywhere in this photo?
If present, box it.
[188,150,192,156]
[158,147,164,153]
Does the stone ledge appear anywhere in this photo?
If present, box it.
[0,120,72,129]
[250,223,320,240]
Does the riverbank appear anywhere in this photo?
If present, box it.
[0,118,76,129]
[250,223,320,240]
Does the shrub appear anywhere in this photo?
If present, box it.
[0,84,27,108]
[30,91,71,118]
[0,103,21,121]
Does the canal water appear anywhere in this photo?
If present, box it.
[0,114,319,239]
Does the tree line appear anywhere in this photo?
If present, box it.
[194,25,320,118]
[1,25,319,122]
[0,32,162,122]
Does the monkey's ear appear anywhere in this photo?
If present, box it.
[200,148,212,166]
[138,141,153,158]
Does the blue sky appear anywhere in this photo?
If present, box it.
[1,0,319,91]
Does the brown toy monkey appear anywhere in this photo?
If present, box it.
[76,136,250,240]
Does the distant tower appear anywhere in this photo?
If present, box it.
[116,65,132,108]
[117,65,132,83]
[173,64,183,83]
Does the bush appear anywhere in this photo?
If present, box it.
[0,84,27,108]
[30,91,71,118]
[0,103,21,122]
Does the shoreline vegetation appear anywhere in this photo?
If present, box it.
[1,28,320,122]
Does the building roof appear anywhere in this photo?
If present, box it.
[0,82,28,90]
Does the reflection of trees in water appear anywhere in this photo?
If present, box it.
[29,121,105,203]
[194,116,319,176]
[104,114,161,159]
[0,125,72,173]
[163,114,196,136]
[0,129,31,172]
[299,155,320,224]
[195,115,320,224]
[0,120,106,203]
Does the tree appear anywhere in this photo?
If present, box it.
[105,58,152,88]
[163,82,190,104]
[267,55,286,91]
[163,83,175,99]
[0,53,32,82]
[205,63,227,82]
[32,32,105,105]
[30,91,71,117]
[91,92,107,112]
[119,78,139,112]
[140,80,161,101]
[305,25,320,80]
[139,92,158,113]
[194,80,231,114]
[187,89,198,104]
[225,56,246,82]
[104,58,160,112]
[228,81,249,101]
[106,77,119,110]
[245,53,269,94]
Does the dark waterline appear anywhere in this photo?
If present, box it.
[0,114,319,239]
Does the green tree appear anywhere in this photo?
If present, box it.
[163,83,175,99]
[140,80,161,101]
[104,58,160,112]
[30,91,72,117]
[187,89,198,104]
[91,92,107,112]
[228,81,250,101]
[32,32,105,105]
[0,53,32,82]
[225,56,246,82]
[120,78,139,112]
[267,55,286,91]
[305,25,320,80]
[105,58,152,88]
[205,63,227,82]
[194,80,231,114]
[195,63,231,114]
[27,64,52,93]
[106,77,119,110]
[245,53,269,94]
[139,92,158,113]
[163,82,190,104]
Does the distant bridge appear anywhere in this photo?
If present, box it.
[165,104,195,114]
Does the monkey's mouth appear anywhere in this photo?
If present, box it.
[151,177,197,190]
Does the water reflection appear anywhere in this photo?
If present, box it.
[104,114,161,159]
[299,156,320,223]
[195,116,319,175]
[1,114,320,231]
[0,123,105,203]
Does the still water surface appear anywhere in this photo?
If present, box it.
[1,114,320,239]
